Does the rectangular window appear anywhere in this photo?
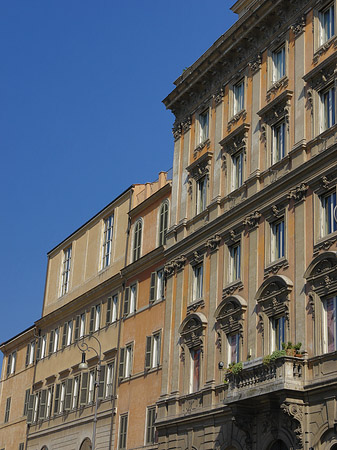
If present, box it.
[106,294,118,324]
[4,397,11,423]
[119,344,133,379]
[321,191,337,236]
[88,370,95,404]
[40,335,47,359]
[233,80,244,115]
[62,321,73,348]
[229,243,241,282]
[323,297,337,352]
[232,151,244,189]
[89,305,101,333]
[271,316,286,351]
[228,333,240,365]
[23,389,30,416]
[192,264,203,302]
[271,219,285,261]
[6,351,16,376]
[146,407,157,445]
[46,387,53,418]
[190,349,201,393]
[106,362,115,398]
[72,376,80,409]
[320,3,335,45]
[61,246,72,296]
[19,444,24,450]
[272,121,285,163]
[128,284,137,315]
[26,340,35,366]
[321,86,336,132]
[272,45,285,83]
[119,414,128,450]
[149,269,165,303]
[196,177,207,215]
[145,332,161,370]
[33,393,39,422]
[102,214,114,269]
[198,110,209,144]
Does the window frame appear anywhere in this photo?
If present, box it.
[145,406,157,445]
[195,176,207,215]
[227,333,241,365]
[158,200,169,246]
[60,246,72,296]
[189,348,201,393]
[271,120,286,164]
[320,84,336,133]
[105,361,115,398]
[145,331,162,370]
[270,315,286,351]
[318,2,335,47]
[320,189,337,237]
[149,269,165,303]
[272,45,286,84]
[229,242,241,284]
[6,351,16,376]
[101,214,114,269]
[133,219,143,262]
[270,218,285,262]
[197,108,209,145]
[192,263,204,303]
[322,296,337,353]
[233,79,245,116]
[119,413,128,450]
[232,150,244,190]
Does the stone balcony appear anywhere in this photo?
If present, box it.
[225,356,305,404]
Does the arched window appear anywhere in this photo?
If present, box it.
[179,313,207,394]
[215,295,247,365]
[255,275,293,354]
[269,440,287,450]
[79,438,92,450]
[158,200,169,246]
[304,251,337,355]
[133,219,142,262]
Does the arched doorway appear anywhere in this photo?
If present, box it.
[269,440,287,450]
[79,438,92,450]
[330,445,337,450]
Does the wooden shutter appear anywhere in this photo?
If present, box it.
[157,332,162,366]
[49,330,55,355]
[39,390,47,420]
[123,288,129,316]
[26,394,34,424]
[36,337,42,360]
[23,389,30,416]
[89,306,95,333]
[106,297,112,324]
[119,348,125,380]
[98,365,106,399]
[25,344,30,367]
[133,285,137,312]
[61,323,67,348]
[65,378,73,411]
[149,272,156,303]
[74,315,80,342]
[80,372,89,405]
[6,354,11,376]
[54,384,60,414]
[145,336,152,370]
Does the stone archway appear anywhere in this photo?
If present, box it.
[79,438,92,450]
[269,440,288,450]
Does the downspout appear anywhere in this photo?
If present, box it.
[108,187,133,449]
[25,325,38,450]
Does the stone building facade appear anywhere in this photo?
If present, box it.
[1,0,337,449]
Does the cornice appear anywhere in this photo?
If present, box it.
[0,326,36,352]
[121,246,165,278]
[129,182,171,219]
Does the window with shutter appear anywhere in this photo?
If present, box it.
[4,397,11,423]
[6,353,12,376]
[145,336,152,370]
[54,384,60,415]
[27,394,34,424]
[106,297,112,324]
[133,219,142,261]
[62,323,67,348]
[72,375,80,409]
[25,343,31,367]
[46,387,53,419]
[158,201,169,246]
[146,406,157,444]
[39,390,47,420]
[23,389,30,416]
[123,287,129,316]
[119,348,125,380]
[59,382,66,413]
[89,306,95,333]
[49,330,55,355]
[88,370,95,404]
[149,272,156,303]
[33,393,40,422]
[80,372,89,405]
[98,365,106,399]
[119,414,128,450]
[80,313,86,338]
[105,362,114,398]
[125,344,133,377]
[65,378,73,410]
[74,315,80,341]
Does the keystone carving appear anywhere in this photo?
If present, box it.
[206,234,221,251]
[164,255,186,277]
[249,53,262,74]
[243,211,261,229]
[291,15,306,37]
[287,183,308,203]
[213,88,224,105]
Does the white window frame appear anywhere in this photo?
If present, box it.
[227,333,240,365]
[196,176,207,215]
[59,382,66,414]
[72,376,80,409]
[60,246,72,296]
[319,2,335,46]
[45,388,53,419]
[233,79,244,115]
[66,320,73,346]
[232,151,244,190]
[80,313,86,338]
[272,45,286,83]
[111,294,118,322]
[129,284,137,315]
[322,296,337,352]
[270,218,285,262]
[102,214,114,269]
[320,84,336,133]
[158,200,169,246]
[320,189,337,237]
[54,328,59,353]
[125,344,133,378]
[271,316,286,352]
[94,305,101,332]
[40,335,47,359]
[189,348,201,394]
[192,263,203,302]
[105,361,115,398]
[197,109,209,145]
[133,219,143,262]
[28,341,35,365]
[229,242,241,283]
[88,370,95,404]
[271,121,286,164]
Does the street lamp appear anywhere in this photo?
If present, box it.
[76,334,102,450]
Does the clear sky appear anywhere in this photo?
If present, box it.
[0,1,236,361]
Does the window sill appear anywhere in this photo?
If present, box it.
[264,257,289,278]
[267,76,289,99]
[228,109,247,131]
[313,35,337,63]
[314,231,337,254]
[223,280,243,297]
[194,138,210,156]
[187,298,205,314]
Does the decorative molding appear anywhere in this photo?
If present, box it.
[187,298,205,315]
[213,88,225,105]
[243,210,261,229]
[256,277,293,322]
[264,258,289,278]
[223,280,243,298]
[189,251,204,266]
[206,234,221,252]
[227,109,247,133]
[215,296,247,336]
[287,182,308,203]
[164,255,186,278]
[313,235,337,254]
[266,76,289,102]
[172,115,192,140]
[308,292,315,319]
[291,14,306,37]
[220,123,250,157]
[193,138,210,158]
[180,315,206,350]
[281,402,303,448]
[305,252,337,297]
[249,53,262,74]
[304,53,337,90]
[313,36,337,64]
[258,90,293,130]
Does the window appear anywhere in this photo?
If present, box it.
[88,370,95,404]
[198,109,209,144]
[102,214,114,269]
[23,389,30,416]
[72,376,80,409]
[233,80,244,115]
[271,316,286,351]
[74,313,86,341]
[146,407,157,445]
[271,219,285,261]
[133,219,142,261]
[145,332,161,370]
[192,263,203,302]
[48,328,59,355]
[6,351,16,376]
[124,284,137,316]
[228,333,240,365]
[25,340,35,366]
[106,294,118,324]
[37,335,47,359]
[232,151,244,189]
[4,397,11,423]
[272,45,285,83]
[62,321,73,348]
[196,176,207,215]
[33,392,39,422]
[59,382,66,414]
[119,343,133,379]
[19,444,24,450]
[149,269,165,303]
[323,297,337,352]
[46,387,53,418]
[89,305,101,333]
[119,414,128,450]
[320,85,335,132]
[321,190,337,236]
[319,3,335,45]
[189,348,201,393]
[229,242,241,283]
[158,201,169,246]
[60,246,72,296]
[105,362,115,397]
[272,121,285,163]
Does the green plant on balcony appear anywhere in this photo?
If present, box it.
[263,349,286,365]
[281,341,302,356]
[226,361,243,375]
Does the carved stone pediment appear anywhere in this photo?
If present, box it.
[258,90,293,126]
[303,53,337,90]
[304,252,337,296]
[206,234,221,252]
[179,313,207,350]
[255,276,293,318]
[243,211,261,229]
[220,123,250,156]
[186,152,212,182]
[164,255,186,278]
[287,182,308,203]
[215,296,247,335]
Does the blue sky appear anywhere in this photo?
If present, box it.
[0,1,236,359]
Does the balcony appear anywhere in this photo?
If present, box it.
[225,356,305,404]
